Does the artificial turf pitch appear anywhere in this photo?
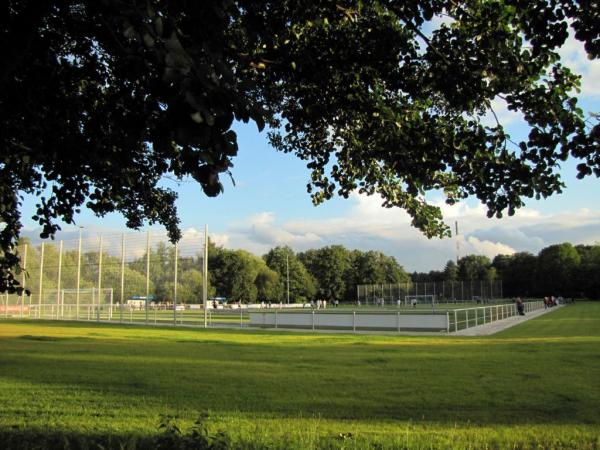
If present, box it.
[0,303,599,449]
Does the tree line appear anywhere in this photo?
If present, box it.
[3,1,599,294]
[413,243,600,299]
[209,243,409,304]
[13,238,600,303]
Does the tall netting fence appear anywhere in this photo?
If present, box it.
[356,280,504,306]
[1,229,207,325]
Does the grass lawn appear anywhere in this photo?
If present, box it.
[0,303,599,449]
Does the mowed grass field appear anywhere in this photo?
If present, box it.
[0,303,599,449]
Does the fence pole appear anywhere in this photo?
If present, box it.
[312,310,315,331]
[57,241,63,319]
[353,311,356,332]
[98,235,103,316]
[120,234,125,324]
[174,241,178,326]
[38,243,45,318]
[145,231,150,324]
[76,228,82,320]
[203,224,208,328]
[446,311,450,333]
[397,311,401,332]
[20,244,27,318]
[454,310,458,332]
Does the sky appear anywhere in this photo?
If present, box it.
[19,29,600,273]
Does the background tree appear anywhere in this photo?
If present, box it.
[263,246,316,303]
[2,0,600,293]
[443,260,459,281]
[458,255,494,282]
[299,245,353,301]
[493,252,538,297]
[255,268,282,303]
[536,243,581,297]
[575,244,600,299]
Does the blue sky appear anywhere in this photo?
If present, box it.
[20,31,600,272]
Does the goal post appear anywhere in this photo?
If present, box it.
[59,288,114,320]
[404,294,437,308]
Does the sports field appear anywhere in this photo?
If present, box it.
[0,303,599,449]
[19,299,521,328]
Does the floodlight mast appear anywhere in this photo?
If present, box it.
[455,221,460,265]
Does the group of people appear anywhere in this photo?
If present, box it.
[310,299,340,309]
[543,296,563,308]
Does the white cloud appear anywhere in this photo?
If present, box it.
[210,233,230,248]
[20,193,600,272]
[464,236,516,258]
[559,32,600,98]
[212,193,600,271]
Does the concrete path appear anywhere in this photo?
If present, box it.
[452,305,564,336]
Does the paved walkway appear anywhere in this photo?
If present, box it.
[452,305,563,336]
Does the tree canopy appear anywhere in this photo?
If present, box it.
[1,0,599,293]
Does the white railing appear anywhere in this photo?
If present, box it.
[451,300,545,332]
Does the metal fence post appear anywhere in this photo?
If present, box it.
[446,311,450,333]
[353,311,356,332]
[174,241,178,326]
[120,234,125,324]
[203,224,208,329]
[312,310,315,331]
[397,311,400,332]
[38,243,45,318]
[57,241,63,319]
[275,310,278,329]
[145,230,150,324]
[98,235,103,316]
[20,244,27,318]
[454,310,458,332]
[76,228,82,320]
